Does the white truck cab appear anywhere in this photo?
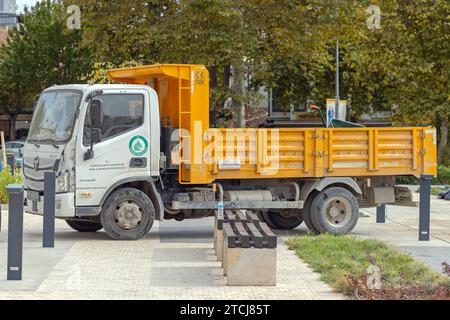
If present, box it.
[24,84,161,238]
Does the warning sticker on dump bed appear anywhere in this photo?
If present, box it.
[425,129,437,145]
[218,159,241,170]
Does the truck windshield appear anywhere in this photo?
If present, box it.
[28,90,82,144]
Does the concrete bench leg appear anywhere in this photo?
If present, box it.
[226,248,277,286]
[215,228,224,263]
[213,223,217,251]
[223,241,228,274]
[213,216,225,262]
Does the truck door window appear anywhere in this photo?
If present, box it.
[84,94,145,146]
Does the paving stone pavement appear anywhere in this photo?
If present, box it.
[0,212,343,300]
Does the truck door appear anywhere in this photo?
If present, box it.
[75,89,152,208]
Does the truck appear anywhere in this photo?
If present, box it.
[23,64,437,240]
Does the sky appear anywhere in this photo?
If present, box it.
[16,0,39,13]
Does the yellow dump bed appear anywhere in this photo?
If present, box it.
[197,127,437,183]
[109,64,437,184]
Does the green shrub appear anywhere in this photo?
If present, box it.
[0,167,23,204]
[416,187,445,196]
[397,166,450,185]
[396,176,419,185]
[443,146,450,167]
[436,165,450,185]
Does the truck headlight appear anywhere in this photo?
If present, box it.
[56,171,71,193]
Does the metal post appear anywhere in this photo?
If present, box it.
[419,174,433,241]
[335,39,340,120]
[7,184,24,281]
[43,171,56,248]
[376,204,386,224]
[7,155,15,176]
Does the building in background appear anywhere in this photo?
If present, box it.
[0,0,16,14]
[0,0,17,34]
[0,0,32,141]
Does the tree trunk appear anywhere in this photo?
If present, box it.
[9,113,17,141]
[223,65,231,89]
[10,80,21,141]
[437,115,448,165]
[208,66,217,127]
[230,65,245,127]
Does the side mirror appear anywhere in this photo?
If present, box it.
[90,99,103,127]
[84,99,103,161]
[91,128,101,143]
[84,128,102,160]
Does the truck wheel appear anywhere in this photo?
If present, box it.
[302,192,320,234]
[262,210,303,230]
[100,188,155,240]
[66,220,103,232]
[310,187,359,235]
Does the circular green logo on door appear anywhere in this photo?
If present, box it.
[129,136,149,156]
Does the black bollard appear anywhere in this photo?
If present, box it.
[43,171,56,248]
[376,204,386,224]
[419,174,433,241]
[7,184,24,281]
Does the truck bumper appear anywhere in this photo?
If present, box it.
[25,192,76,218]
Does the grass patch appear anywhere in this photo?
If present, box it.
[286,235,450,299]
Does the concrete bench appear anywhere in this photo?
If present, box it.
[215,210,277,286]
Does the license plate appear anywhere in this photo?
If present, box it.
[27,190,40,202]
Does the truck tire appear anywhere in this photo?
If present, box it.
[302,192,320,234]
[66,220,103,232]
[310,187,359,235]
[100,188,155,240]
[262,210,303,230]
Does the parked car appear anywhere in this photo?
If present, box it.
[0,141,25,169]
[1,141,25,157]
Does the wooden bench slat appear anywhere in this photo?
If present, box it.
[257,223,278,249]
[223,223,237,248]
[236,210,248,222]
[246,212,260,223]
[245,223,264,248]
[234,222,251,248]
[224,210,235,221]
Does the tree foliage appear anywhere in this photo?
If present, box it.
[0,0,94,138]
[0,0,448,161]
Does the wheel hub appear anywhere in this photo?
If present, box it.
[114,201,143,230]
[324,197,351,228]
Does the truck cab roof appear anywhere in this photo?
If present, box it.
[43,84,155,95]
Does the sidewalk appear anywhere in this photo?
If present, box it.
[0,212,343,300]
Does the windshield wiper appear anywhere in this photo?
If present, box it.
[40,139,60,149]
[28,139,41,148]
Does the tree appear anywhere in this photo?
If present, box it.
[351,0,450,163]
[64,0,450,161]
[66,0,261,127]
[0,0,94,139]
